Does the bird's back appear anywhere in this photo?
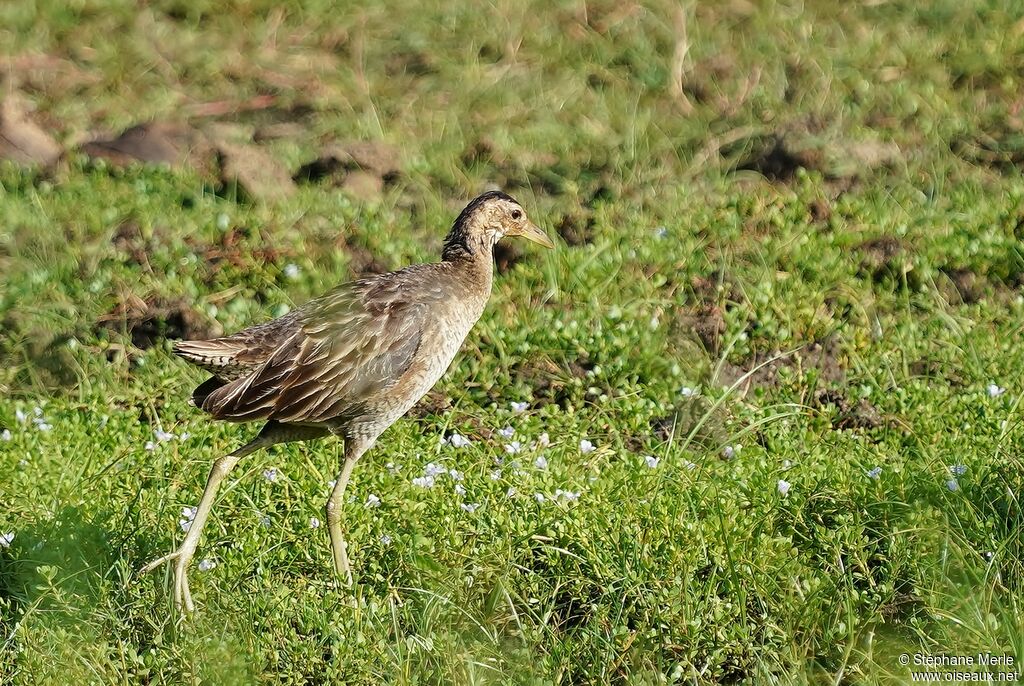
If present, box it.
[175,260,491,430]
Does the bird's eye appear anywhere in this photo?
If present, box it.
[511,209,522,220]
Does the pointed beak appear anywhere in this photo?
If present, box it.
[517,221,555,249]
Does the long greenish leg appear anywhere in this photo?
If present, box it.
[325,437,370,586]
[140,422,328,612]
[140,438,265,611]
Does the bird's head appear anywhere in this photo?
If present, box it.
[442,191,554,260]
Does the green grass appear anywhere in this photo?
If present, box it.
[2,0,1024,683]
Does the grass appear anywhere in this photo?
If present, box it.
[2,0,1024,683]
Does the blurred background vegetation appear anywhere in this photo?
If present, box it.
[2,1,1024,684]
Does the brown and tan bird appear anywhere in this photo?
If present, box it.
[141,191,553,611]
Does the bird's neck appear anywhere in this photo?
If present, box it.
[442,219,494,263]
[443,247,493,293]
[441,230,493,295]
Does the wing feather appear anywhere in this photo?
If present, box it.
[200,274,428,424]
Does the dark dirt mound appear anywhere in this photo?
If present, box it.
[97,295,220,349]
[856,236,919,290]
[0,91,62,166]
[556,212,595,247]
[674,304,726,354]
[295,141,402,200]
[726,130,900,184]
[493,242,524,274]
[81,121,209,169]
[938,266,984,304]
[814,390,883,431]
[215,139,296,201]
[718,336,845,390]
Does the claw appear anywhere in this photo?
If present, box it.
[139,550,181,575]
[140,548,197,612]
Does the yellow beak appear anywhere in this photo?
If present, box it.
[517,221,555,249]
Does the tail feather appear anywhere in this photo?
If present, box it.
[191,376,227,407]
[173,339,247,369]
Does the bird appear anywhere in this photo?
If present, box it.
[140,191,554,612]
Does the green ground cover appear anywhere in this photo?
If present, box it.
[1,1,1023,683]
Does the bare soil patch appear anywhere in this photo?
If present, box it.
[0,91,62,166]
[96,295,220,349]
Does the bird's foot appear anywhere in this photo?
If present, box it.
[139,547,197,613]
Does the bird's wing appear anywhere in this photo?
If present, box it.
[173,309,304,382]
[199,275,428,424]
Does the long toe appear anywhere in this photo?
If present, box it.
[139,551,178,576]
[173,557,196,613]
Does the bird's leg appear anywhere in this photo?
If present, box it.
[325,436,371,587]
[140,435,268,612]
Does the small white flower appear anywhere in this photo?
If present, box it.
[448,468,463,481]
[534,455,548,470]
[505,441,522,454]
[380,534,392,545]
[506,487,517,497]
[489,469,502,480]
[460,502,480,513]
[680,386,696,398]
[386,462,401,474]
[987,383,1007,398]
[454,484,466,496]
[365,494,381,508]
[216,212,230,231]
[310,517,321,529]
[0,532,13,548]
[283,263,301,280]
[722,445,738,459]
[179,432,190,440]
[866,466,882,480]
[654,226,669,239]
[33,406,43,417]
[198,558,216,572]
[498,426,515,439]
[782,460,792,469]
[412,475,436,489]
[579,439,595,454]
[949,464,967,476]
[178,507,197,532]
[947,479,960,492]
[15,409,27,424]
[1,429,10,441]
[328,479,337,490]
[34,421,52,431]
[644,455,659,469]
[510,401,529,413]
[534,492,546,503]
[555,489,580,502]
[424,462,446,478]
[777,479,791,496]
[145,441,157,452]
[262,468,279,482]
[446,433,472,448]
[154,429,174,442]
[537,432,550,447]
[685,461,698,470]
